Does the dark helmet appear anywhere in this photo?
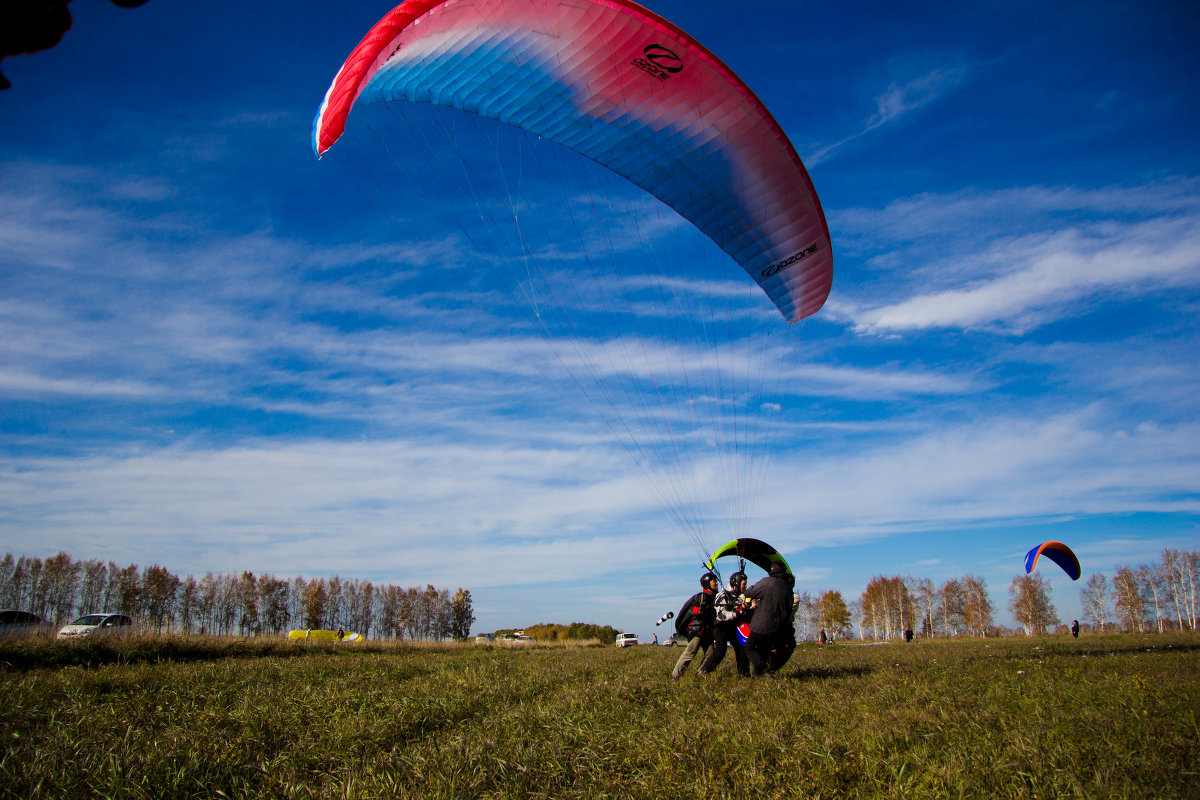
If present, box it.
[769,561,787,576]
[729,571,747,588]
[700,572,718,589]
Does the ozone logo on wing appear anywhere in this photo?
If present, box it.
[642,44,683,73]
[631,43,683,82]
[761,242,821,278]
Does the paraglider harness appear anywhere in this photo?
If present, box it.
[675,574,719,639]
[675,594,712,638]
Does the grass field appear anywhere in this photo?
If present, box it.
[1,634,1197,799]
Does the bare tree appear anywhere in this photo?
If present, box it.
[178,576,199,635]
[302,578,328,630]
[1137,564,1167,633]
[938,578,965,637]
[860,576,913,639]
[1161,549,1197,631]
[1079,573,1110,632]
[793,592,818,642]
[289,577,308,631]
[4,556,26,610]
[846,598,862,641]
[818,590,851,640]
[78,559,108,615]
[420,585,444,642]
[913,577,936,638]
[112,563,142,618]
[1174,550,1199,630]
[1112,566,1146,632]
[142,565,180,633]
[961,575,993,636]
[345,579,375,637]
[102,561,124,612]
[214,573,239,636]
[1009,574,1059,635]
[0,554,14,607]
[9,556,41,615]
[42,552,81,627]
[403,587,420,640]
[358,581,375,638]
[24,557,47,618]
[258,575,290,635]
[325,575,344,630]
[196,573,220,635]
[238,572,260,636]
[860,577,887,639]
[450,588,475,641]
[378,584,401,640]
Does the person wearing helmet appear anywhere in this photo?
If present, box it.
[744,560,795,676]
[669,572,719,679]
[696,571,752,677]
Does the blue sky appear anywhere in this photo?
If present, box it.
[2,0,1197,636]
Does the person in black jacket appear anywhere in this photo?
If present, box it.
[696,571,751,677]
[670,572,718,679]
[744,561,794,676]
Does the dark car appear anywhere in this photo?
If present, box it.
[0,609,52,637]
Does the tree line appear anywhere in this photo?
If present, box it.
[517,622,622,643]
[793,574,998,641]
[1076,548,1198,633]
[0,551,476,642]
[791,548,1198,640]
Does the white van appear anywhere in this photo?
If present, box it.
[615,632,639,647]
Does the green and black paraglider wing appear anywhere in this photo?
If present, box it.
[705,537,791,576]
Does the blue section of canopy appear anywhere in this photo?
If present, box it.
[359,43,756,309]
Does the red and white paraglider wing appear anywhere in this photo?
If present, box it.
[313,0,832,323]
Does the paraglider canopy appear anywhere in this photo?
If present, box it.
[313,0,832,324]
[1024,541,1080,581]
[705,537,791,576]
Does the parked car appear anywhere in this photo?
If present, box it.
[662,633,685,646]
[0,609,52,637]
[615,632,639,647]
[473,633,495,646]
[56,613,134,640]
[498,633,534,646]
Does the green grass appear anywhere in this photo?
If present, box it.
[1,634,1197,798]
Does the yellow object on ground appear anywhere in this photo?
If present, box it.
[287,629,361,642]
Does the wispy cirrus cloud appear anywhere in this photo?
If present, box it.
[806,63,969,166]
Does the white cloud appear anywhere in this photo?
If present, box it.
[3,406,1194,611]
[0,437,668,585]
[836,184,1200,333]
[0,369,158,399]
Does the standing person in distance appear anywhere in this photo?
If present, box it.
[670,572,719,679]
[744,561,794,676]
[697,571,752,677]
